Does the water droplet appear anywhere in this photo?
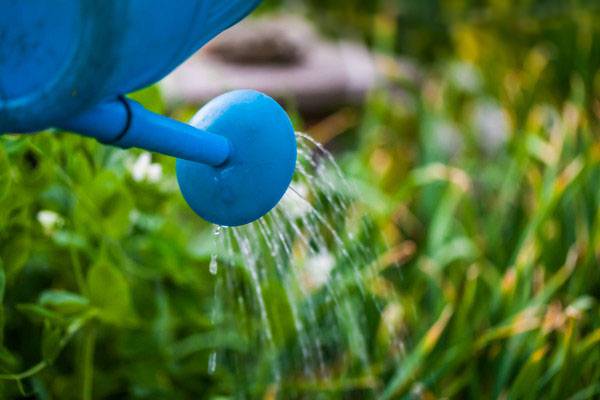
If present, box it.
[209,254,218,275]
[208,352,217,374]
[213,226,222,236]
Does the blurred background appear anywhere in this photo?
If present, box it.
[1,0,600,398]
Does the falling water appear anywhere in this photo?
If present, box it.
[207,133,396,396]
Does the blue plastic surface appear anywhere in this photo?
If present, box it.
[0,0,261,132]
[61,98,231,166]
[177,90,297,227]
[0,0,298,226]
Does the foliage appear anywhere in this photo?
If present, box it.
[1,1,600,399]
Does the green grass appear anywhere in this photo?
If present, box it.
[1,1,600,398]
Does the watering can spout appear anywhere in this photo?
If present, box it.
[59,98,231,167]
[60,90,297,227]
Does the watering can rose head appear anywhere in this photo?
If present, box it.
[176,90,297,227]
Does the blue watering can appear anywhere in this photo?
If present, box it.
[0,0,297,227]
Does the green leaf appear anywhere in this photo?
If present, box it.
[0,231,31,278]
[74,171,134,239]
[87,262,135,326]
[0,346,18,370]
[17,304,65,324]
[39,290,90,316]
[0,143,10,201]
[0,260,5,343]
[41,321,62,363]
[0,260,5,302]
[51,230,88,249]
[67,151,93,183]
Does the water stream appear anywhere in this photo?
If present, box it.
[207,133,394,396]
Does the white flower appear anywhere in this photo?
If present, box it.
[448,62,482,93]
[301,251,335,292]
[128,152,163,183]
[37,210,64,234]
[436,120,463,159]
[280,182,312,219]
[472,100,510,155]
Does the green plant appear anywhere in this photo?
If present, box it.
[1,1,600,399]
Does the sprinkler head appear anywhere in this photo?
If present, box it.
[176,90,297,226]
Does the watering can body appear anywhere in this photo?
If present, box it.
[0,0,297,227]
[0,0,260,132]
